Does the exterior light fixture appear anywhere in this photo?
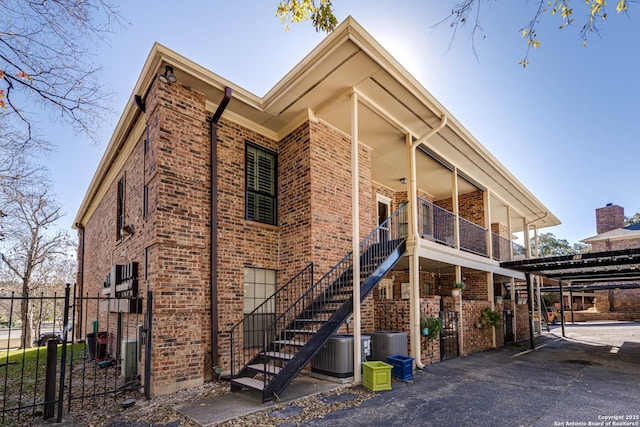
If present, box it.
[400,177,408,184]
[158,65,177,84]
[121,225,134,237]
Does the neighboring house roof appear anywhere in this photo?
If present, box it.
[73,16,560,230]
[581,225,640,243]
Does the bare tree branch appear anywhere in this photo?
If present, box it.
[0,184,72,348]
[0,0,125,146]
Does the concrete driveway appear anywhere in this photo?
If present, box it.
[296,321,640,426]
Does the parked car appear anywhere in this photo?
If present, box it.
[546,307,559,325]
[34,332,62,346]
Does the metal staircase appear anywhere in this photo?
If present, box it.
[228,204,407,403]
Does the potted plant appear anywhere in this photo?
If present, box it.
[480,307,501,329]
[420,315,443,341]
[420,314,429,336]
[451,282,466,297]
[421,314,443,363]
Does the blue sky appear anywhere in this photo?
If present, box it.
[42,1,639,244]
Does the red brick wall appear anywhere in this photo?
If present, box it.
[150,80,212,394]
[80,75,524,396]
[214,118,280,378]
[461,272,489,301]
[372,297,441,365]
[436,190,485,226]
[596,204,624,234]
[594,289,640,312]
[459,300,494,355]
[591,237,640,252]
[420,297,442,364]
[514,302,530,342]
[308,121,376,331]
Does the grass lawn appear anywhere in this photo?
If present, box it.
[1,343,87,424]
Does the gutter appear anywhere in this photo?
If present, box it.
[407,115,447,370]
[209,87,232,377]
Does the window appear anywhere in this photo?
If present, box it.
[143,185,148,218]
[243,267,277,348]
[378,279,393,300]
[116,176,125,239]
[144,125,149,154]
[401,282,410,300]
[245,143,277,225]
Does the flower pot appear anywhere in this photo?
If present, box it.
[451,289,461,297]
[421,327,429,336]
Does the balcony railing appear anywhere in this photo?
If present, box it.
[417,197,522,262]
[491,232,511,262]
[512,241,526,259]
[417,197,455,247]
[459,216,488,257]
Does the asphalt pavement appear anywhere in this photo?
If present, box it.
[179,321,640,426]
[296,321,640,427]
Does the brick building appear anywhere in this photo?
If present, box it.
[581,203,640,313]
[73,17,559,398]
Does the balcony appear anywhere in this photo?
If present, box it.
[417,197,524,262]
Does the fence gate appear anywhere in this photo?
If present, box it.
[503,309,515,343]
[0,284,152,424]
[439,311,459,360]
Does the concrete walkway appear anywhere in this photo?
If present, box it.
[178,321,640,426]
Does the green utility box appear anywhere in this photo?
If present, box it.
[362,361,392,392]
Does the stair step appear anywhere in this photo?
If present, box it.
[247,363,281,375]
[273,339,307,347]
[286,329,315,334]
[232,377,265,391]
[296,317,329,323]
[263,351,295,361]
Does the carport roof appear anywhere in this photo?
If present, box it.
[500,248,640,283]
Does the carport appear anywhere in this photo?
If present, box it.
[501,248,640,348]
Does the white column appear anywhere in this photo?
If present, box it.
[351,92,361,383]
[452,168,460,250]
[488,272,496,347]
[506,205,513,260]
[406,133,421,368]
[523,218,530,258]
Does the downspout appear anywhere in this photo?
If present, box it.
[407,115,447,369]
[209,87,232,378]
[75,223,85,342]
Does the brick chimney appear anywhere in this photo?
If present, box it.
[596,203,625,234]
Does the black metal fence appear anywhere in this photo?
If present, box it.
[440,311,460,360]
[0,284,152,424]
[504,309,515,343]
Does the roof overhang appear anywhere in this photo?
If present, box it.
[74,16,560,231]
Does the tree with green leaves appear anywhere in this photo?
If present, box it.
[625,210,640,226]
[275,0,633,65]
[532,232,591,258]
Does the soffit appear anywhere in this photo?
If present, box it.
[76,18,559,231]
[258,19,559,228]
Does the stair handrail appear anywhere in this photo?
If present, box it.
[229,262,314,378]
[255,203,408,386]
[267,202,408,335]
